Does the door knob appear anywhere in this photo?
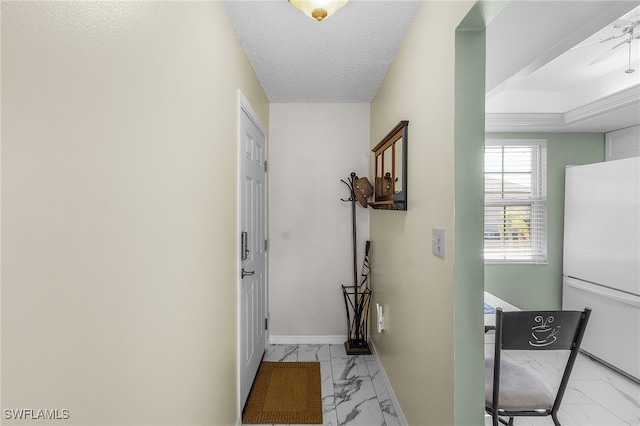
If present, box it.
[241,268,255,279]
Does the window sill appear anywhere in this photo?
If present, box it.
[485,259,548,265]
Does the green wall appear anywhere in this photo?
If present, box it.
[484,133,604,310]
[453,26,486,426]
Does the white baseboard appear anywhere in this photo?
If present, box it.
[269,335,347,345]
[368,339,408,426]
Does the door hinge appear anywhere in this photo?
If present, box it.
[264,160,268,173]
[264,239,268,251]
[265,318,268,330]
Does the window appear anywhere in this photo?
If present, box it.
[484,139,547,264]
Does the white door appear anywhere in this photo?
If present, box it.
[239,101,267,409]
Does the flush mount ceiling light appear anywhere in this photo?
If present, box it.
[289,0,348,21]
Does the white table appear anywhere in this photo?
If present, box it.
[484,291,519,329]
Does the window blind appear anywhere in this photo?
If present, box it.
[484,140,547,264]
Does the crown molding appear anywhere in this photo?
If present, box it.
[565,85,639,124]
[486,85,640,132]
[485,113,565,130]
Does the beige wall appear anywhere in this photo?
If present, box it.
[268,104,370,339]
[369,2,476,425]
[1,2,267,425]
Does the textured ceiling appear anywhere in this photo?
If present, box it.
[224,0,420,103]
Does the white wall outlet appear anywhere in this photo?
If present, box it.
[432,228,445,258]
[376,303,385,333]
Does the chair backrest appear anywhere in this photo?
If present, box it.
[498,309,591,351]
[492,307,591,415]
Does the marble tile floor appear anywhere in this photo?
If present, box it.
[484,333,640,426]
[243,341,639,426]
[242,344,401,426]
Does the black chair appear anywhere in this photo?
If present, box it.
[485,307,591,426]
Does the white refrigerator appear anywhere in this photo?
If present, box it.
[563,157,640,383]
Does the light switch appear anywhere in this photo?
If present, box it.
[432,228,445,258]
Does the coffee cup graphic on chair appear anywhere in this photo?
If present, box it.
[529,315,561,347]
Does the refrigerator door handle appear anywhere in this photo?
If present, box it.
[566,278,640,308]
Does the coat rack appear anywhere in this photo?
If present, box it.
[340,172,372,355]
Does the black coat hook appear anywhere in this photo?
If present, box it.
[340,173,356,203]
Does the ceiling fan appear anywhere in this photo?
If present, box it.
[574,18,640,73]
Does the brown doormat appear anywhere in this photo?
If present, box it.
[242,361,322,424]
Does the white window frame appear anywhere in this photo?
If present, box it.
[484,139,547,264]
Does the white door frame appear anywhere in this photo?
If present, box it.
[236,89,268,420]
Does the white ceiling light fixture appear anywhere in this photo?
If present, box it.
[289,0,348,21]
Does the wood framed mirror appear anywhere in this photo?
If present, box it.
[370,120,408,210]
